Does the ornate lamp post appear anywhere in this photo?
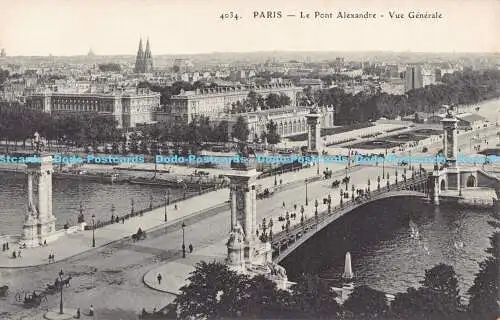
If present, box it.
[351,184,355,201]
[268,218,273,240]
[300,205,305,222]
[387,179,390,191]
[305,179,309,206]
[78,202,84,223]
[314,199,319,215]
[274,171,277,186]
[92,214,96,247]
[377,176,381,191]
[164,192,168,222]
[340,189,344,207]
[395,169,398,184]
[344,166,348,188]
[181,222,186,258]
[58,269,64,314]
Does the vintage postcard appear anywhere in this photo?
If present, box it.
[0,0,499,319]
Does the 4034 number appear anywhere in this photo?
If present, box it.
[220,12,240,20]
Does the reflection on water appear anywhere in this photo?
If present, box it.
[282,197,496,297]
[0,171,183,235]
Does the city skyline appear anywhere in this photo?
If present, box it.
[0,0,499,56]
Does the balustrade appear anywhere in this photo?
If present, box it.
[271,175,427,250]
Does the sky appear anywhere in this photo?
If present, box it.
[0,0,499,56]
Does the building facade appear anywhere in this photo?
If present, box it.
[212,106,335,142]
[134,38,153,74]
[404,66,423,92]
[158,82,301,125]
[26,89,160,128]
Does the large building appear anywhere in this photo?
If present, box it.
[212,105,335,142]
[134,38,153,74]
[404,66,423,92]
[158,82,301,125]
[26,88,160,128]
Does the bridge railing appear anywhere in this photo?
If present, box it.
[270,174,429,249]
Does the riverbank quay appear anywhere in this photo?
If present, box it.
[0,165,325,268]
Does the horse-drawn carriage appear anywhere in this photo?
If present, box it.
[15,290,48,309]
[44,276,72,294]
[132,228,147,242]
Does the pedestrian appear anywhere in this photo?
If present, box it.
[282,201,285,208]
[174,204,178,210]
[121,217,124,224]
[52,252,55,263]
[157,273,162,285]
[88,304,94,316]
[44,239,47,246]
[189,243,193,253]
[75,308,81,319]
[17,249,21,258]
[48,253,52,263]
[12,251,16,259]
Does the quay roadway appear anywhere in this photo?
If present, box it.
[143,164,412,294]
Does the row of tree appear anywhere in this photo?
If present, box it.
[230,91,292,114]
[0,100,282,151]
[0,101,119,151]
[173,219,499,319]
[304,69,500,125]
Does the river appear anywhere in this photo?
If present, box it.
[0,171,184,235]
[281,197,497,298]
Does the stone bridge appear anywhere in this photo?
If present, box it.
[271,174,429,263]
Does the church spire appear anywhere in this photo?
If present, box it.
[134,38,144,73]
[145,38,151,58]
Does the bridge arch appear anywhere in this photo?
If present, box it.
[466,175,477,187]
[272,188,428,263]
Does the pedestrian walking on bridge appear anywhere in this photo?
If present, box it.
[157,273,162,285]
[189,243,193,253]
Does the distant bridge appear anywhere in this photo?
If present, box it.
[271,173,429,263]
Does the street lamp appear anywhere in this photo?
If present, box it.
[314,199,319,214]
[305,179,309,206]
[181,222,186,258]
[92,214,95,247]
[164,191,168,222]
[58,269,64,314]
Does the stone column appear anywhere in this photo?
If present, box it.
[230,187,236,230]
[27,172,33,209]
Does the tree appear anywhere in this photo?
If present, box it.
[392,264,462,320]
[175,261,250,319]
[343,285,389,319]
[288,274,341,318]
[265,120,281,145]
[231,116,249,142]
[467,229,500,320]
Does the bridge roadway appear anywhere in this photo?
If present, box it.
[271,174,429,263]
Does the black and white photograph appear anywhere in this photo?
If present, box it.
[0,0,499,319]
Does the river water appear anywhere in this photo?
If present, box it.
[0,171,183,235]
[281,197,497,297]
